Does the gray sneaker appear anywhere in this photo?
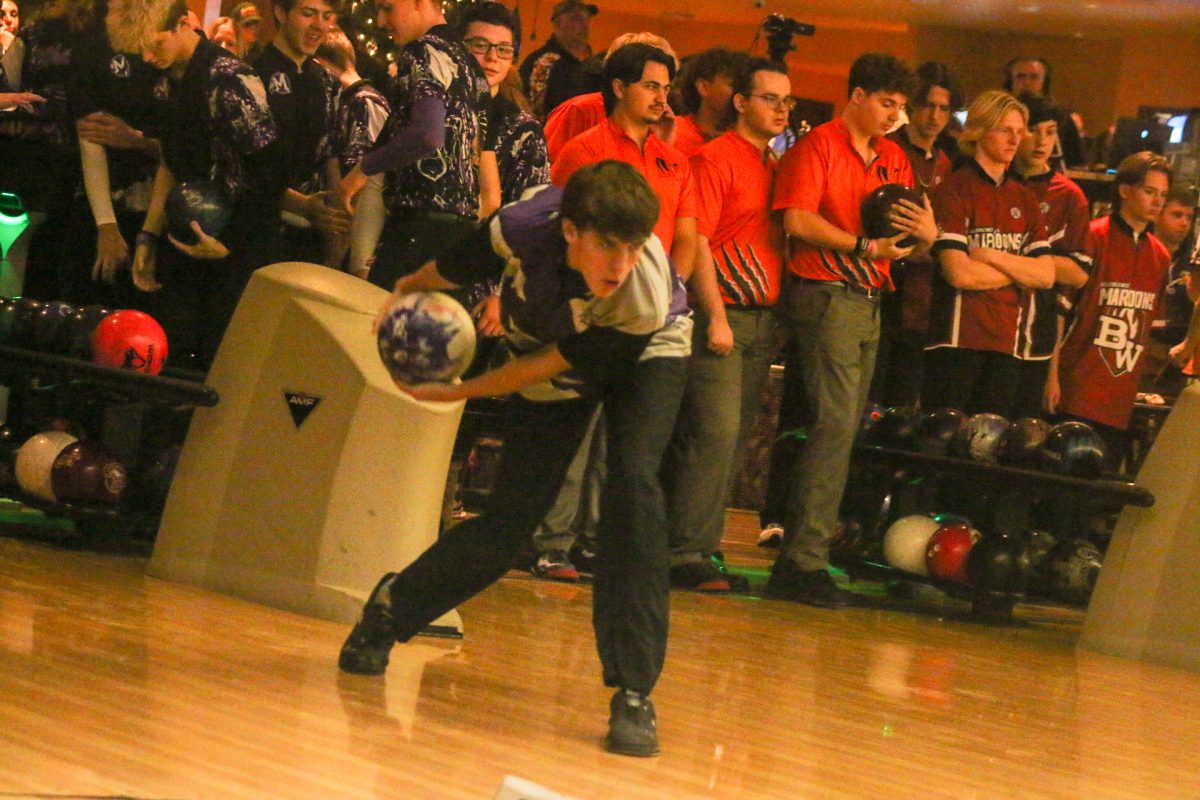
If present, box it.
[605,689,660,757]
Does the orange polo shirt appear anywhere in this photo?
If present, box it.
[693,130,782,306]
[672,115,708,158]
[772,117,915,290]
[551,117,697,254]
[543,92,605,162]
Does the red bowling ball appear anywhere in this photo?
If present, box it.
[91,310,168,375]
[925,522,982,583]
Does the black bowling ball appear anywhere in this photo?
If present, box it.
[29,300,73,351]
[1040,421,1106,478]
[916,407,968,456]
[966,533,1032,599]
[860,183,924,247]
[1039,538,1102,605]
[166,181,233,245]
[0,297,16,344]
[53,305,111,360]
[998,417,1051,467]
[10,297,44,348]
[869,405,921,448]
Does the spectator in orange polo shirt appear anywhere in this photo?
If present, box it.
[661,58,792,592]
[543,32,677,162]
[551,43,696,256]
[768,53,936,607]
[542,32,676,160]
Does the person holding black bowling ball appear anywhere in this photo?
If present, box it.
[766,53,936,608]
[1045,151,1173,474]
[107,0,345,372]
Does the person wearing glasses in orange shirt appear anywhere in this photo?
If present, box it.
[661,58,792,592]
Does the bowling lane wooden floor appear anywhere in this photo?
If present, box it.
[1,513,1198,800]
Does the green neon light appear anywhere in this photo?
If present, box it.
[0,192,29,260]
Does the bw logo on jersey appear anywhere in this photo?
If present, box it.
[1091,282,1156,377]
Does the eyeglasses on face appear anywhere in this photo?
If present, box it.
[464,37,515,59]
[749,93,797,111]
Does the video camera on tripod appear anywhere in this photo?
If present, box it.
[762,13,816,60]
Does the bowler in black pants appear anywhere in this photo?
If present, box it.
[339,162,692,757]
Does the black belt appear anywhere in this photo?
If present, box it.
[798,277,882,301]
[390,208,474,225]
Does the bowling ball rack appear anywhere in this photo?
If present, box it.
[836,444,1155,622]
[0,344,217,408]
[0,343,219,545]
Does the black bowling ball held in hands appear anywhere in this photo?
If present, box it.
[166,181,233,246]
[860,183,925,248]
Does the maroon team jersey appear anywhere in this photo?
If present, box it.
[927,161,1051,355]
[1058,215,1170,430]
[888,128,953,334]
[1019,171,1092,359]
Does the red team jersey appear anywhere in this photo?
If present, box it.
[543,92,605,162]
[928,161,1051,355]
[773,118,915,290]
[692,130,783,306]
[1057,215,1170,430]
[672,115,708,158]
[1019,171,1092,359]
[551,118,697,254]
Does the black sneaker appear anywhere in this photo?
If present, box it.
[605,689,659,757]
[765,558,853,608]
[570,544,596,581]
[669,559,731,592]
[530,550,580,582]
[710,553,751,594]
[338,573,400,675]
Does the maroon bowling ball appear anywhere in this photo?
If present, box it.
[50,440,128,505]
